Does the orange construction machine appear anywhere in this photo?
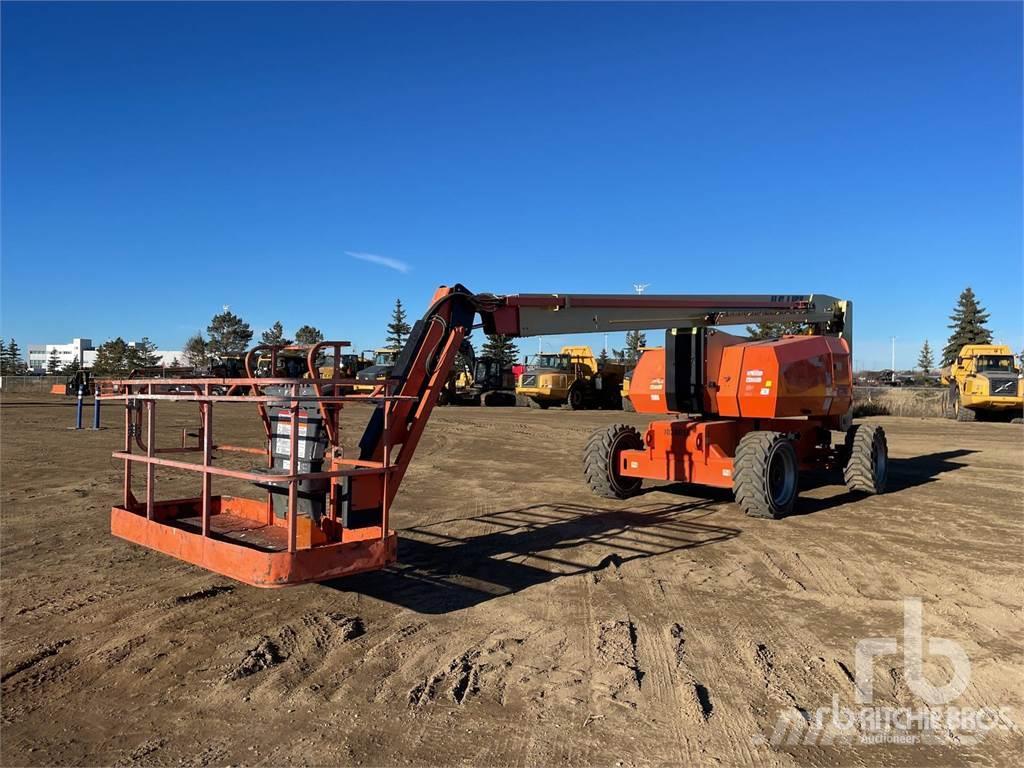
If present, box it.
[585,327,880,519]
[100,286,884,587]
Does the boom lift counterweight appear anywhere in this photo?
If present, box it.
[102,285,885,586]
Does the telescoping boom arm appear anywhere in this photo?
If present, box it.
[347,286,851,526]
[479,291,850,339]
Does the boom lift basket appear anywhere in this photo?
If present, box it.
[100,341,413,587]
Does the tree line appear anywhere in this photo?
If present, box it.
[16,289,997,379]
[0,337,165,376]
[181,309,327,369]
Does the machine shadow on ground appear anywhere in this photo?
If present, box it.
[882,449,977,491]
[789,448,977,516]
[334,449,979,613]
[331,500,740,613]
[637,449,976,518]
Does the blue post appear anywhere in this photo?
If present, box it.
[74,385,84,430]
[92,384,101,430]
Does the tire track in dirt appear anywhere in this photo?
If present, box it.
[1,639,73,685]
[577,556,710,764]
[361,621,452,705]
[592,618,643,708]
[638,556,812,766]
[13,585,128,619]
[223,612,366,696]
[404,630,527,709]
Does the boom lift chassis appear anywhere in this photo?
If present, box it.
[102,286,882,587]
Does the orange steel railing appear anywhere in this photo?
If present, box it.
[100,287,481,586]
[99,378,416,554]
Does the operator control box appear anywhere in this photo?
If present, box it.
[251,386,329,521]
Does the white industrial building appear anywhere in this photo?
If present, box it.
[26,338,183,373]
[27,338,93,373]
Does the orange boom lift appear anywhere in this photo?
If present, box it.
[102,286,886,587]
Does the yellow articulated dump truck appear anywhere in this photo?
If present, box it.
[353,348,400,394]
[516,345,624,410]
[942,344,1023,422]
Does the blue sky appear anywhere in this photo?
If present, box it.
[2,1,1021,369]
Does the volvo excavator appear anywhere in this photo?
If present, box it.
[101,285,884,587]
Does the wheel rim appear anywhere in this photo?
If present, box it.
[767,444,796,508]
[608,432,641,493]
[872,437,887,481]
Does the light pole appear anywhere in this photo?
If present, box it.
[891,336,897,384]
[629,284,650,360]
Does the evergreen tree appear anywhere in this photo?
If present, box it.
[91,338,131,376]
[261,321,291,346]
[46,348,62,374]
[206,308,253,361]
[63,358,82,375]
[385,299,411,349]
[183,333,209,368]
[623,330,647,364]
[745,321,807,340]
[127,337,161,370]
[481,334,519,368]
[294,325,326,367]
[0,340,10,374]
[294,325,323,346]
[942,287,992,366]
[2,339,23,374]
[917,340,935,374]
[294,325,324,346]
[598,348,609,367]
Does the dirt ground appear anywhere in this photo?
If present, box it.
[1,393,1022,767]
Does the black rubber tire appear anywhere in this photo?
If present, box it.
[843,423,888,494]
[437,389,451,406]
[732,431,799,519]
[622,396,635,412]
[483,391,516,407]
[567,385,586,411]
[584,424,643,499]
[954,393,977,422]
